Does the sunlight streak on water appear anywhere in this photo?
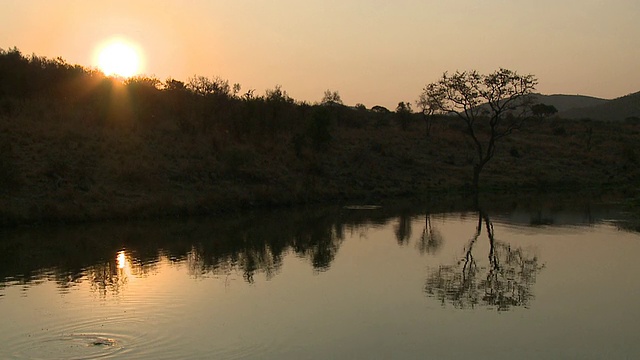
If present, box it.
[117,251,126,269]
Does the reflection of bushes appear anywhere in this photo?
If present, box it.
[0,204,425,288]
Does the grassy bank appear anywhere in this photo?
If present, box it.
[1,96,638,226]
[0,49,638,225]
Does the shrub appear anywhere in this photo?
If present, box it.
[0,139,18,191]
[221,147,256,174]
[622,146,638,165]
[308,107,332,151]
[553,126,567,136]
[509,147,521,158]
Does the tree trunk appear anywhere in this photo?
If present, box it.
[423,113,431,137]
[472,164,482,195]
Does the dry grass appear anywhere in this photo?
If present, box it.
[1,101,639,225]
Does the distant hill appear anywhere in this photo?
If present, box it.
[557,91,640,121]
[531,94,609,112]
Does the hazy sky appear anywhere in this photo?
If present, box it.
[2,0,639,108]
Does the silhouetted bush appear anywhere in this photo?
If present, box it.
[625,116,640,125]
[0,139,18,191]
[553,126,567,136]
[622,146,638,165]
[308,107,333,151]
[510,147,521,158]
[395,102,413,131]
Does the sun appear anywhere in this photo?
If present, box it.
[95,38,143,78]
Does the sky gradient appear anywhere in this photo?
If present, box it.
[2,0,639,108]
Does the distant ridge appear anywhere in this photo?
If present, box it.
[530,92,640,121]
[531,94,609,112]
[557,91,640,121]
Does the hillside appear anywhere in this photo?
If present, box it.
[558,91,640,121]
[532,94,609,112]
[0,49,639,225]
[2,99,639,226]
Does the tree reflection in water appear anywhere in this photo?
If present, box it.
[425,210,543,311]
[394,212,413,246]
[416,213,443,255]
[83,250,159,297]
[86,251,127,297]
[0,203,549,301]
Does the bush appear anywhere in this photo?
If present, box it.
[553,126,567,136]
[0,139,18,191]
[622,146,638,165]
[308,107,332,151]
[509,147,521,158]
[221,147,256,174]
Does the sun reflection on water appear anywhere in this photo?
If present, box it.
[85,250,134,297]
[116,250,135,281]
[117,251,127,269]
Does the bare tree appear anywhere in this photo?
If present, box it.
[419,69,537,194]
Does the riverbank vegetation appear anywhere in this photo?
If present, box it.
[1,48,639,225]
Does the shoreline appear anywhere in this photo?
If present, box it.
[1,182,635,227]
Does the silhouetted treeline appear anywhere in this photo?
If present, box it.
[0,48,427,148]
[1,48,639,225]
[0,47,98,100]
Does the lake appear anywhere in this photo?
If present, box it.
[1,196,639,359]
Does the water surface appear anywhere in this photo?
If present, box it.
[1,199,639,359]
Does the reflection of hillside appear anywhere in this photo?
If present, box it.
[0,205,409,290]
[425,211,544,311]
[0,196,631,294]
[492,202,628,228]
[613,218,640,233]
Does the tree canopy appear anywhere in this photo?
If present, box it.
[419,68,537,194]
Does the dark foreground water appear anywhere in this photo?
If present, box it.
[1,197,639,359]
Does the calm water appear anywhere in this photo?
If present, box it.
[1,198,639,359]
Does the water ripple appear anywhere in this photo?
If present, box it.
[7,331,130,360]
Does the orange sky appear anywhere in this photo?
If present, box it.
[2,0,639,108]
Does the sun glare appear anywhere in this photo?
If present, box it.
[96,39,143,78]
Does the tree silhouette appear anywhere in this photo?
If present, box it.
[425,210,543,311]
[419,69,537,194]
[416,91,440,136]
[395,101,413,131]
[531,103,558,118]
[321,89,343,106]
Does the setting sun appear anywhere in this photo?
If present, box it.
[95,39,143,78]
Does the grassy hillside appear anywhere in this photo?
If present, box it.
[559,91,640,121]
[532,94,609,112]
[1,49,639,225]
[1,98,638,225]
